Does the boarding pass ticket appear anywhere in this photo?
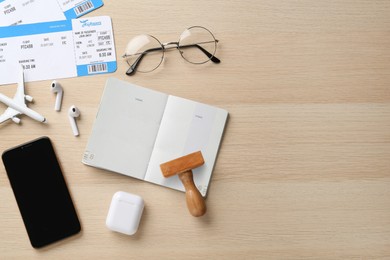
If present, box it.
[0,0,104,26]
[0,16,116,85]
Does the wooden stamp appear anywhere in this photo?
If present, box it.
[160,151,206,217]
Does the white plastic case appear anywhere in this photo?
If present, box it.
[106,191,144,235]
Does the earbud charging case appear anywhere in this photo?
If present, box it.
[106,191,144,235]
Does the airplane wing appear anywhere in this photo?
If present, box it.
[0,107,20,124]
[13,66,27,107]
[0,66,25,124]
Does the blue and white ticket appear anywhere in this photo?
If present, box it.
[0,0,104,26]
[0,16,116,84]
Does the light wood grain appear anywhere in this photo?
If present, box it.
[1,0,390,258]
[160,151,204,177]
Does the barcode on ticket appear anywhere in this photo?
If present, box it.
[88,63,107,74]
[74,1,94,16]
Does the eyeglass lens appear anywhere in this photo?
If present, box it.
[124,34,164,73]
[178,26,217,64]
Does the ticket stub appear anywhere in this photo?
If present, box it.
[0,16,116,84]
[0,0,104,26]
[57,0,104,19]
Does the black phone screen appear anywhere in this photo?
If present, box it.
[2,137,81,248]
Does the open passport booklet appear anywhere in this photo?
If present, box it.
[83,78,228,196]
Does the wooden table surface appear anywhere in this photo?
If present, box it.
[1,1,390,259]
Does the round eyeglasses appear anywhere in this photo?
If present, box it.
[122,26,220,76]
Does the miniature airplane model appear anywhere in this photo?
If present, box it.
[0,66,46,124]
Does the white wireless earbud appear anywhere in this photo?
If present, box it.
[51,80,63,111]
[68,105,80,136]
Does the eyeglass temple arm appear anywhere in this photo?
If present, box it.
[126,54,143,75]
[179,43,221,63]
[126,46,163,75]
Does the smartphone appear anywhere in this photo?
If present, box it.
[2,137,81,248]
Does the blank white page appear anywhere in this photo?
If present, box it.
[83,78,168,179]
[145,95,228,196]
